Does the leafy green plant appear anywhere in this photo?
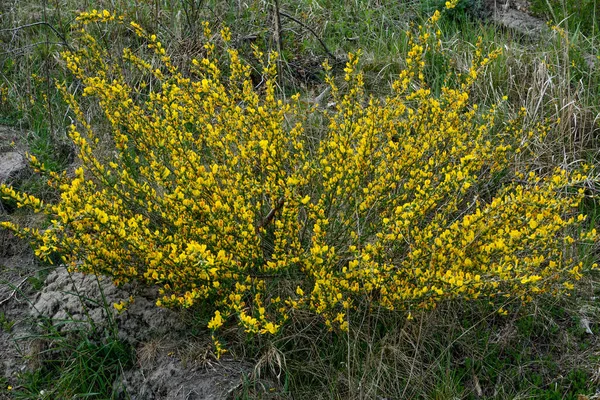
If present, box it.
[0,311,15,332]
[2,1,600,399]
[420,0,484,19]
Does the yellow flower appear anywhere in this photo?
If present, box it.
[113,301,127,313]
[529,220,538,229]
[301,195,311,205]
[208,311,224,330]
[220,27,231,42]
[445,0,459,9]
[260,322,279,335]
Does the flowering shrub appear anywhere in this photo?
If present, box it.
[1,7,597,355]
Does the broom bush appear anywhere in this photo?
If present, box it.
[1,5,596,356]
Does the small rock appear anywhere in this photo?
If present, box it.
[0,152,25,184]
[492,9,549,38]
[117,357,250,400]
[31,267,185,345]
[580,317,594,335]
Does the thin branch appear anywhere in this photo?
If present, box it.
[278,11,338,62]
[0,21,73,52]
[256,196,285,234]
[179,0,194,35]
[273,0,283,56]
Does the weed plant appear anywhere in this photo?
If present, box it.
[13,326,133,399]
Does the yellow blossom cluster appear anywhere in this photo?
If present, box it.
[1,9,597,354]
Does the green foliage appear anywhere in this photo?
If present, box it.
[26,272,48,292]
[12,320,133,399]
[530,0,600,36]
[0,311,15,332]
[420,0,484,19]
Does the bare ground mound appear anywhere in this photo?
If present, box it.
[1,264,252,399]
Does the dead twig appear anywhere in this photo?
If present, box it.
[0,276,29,307]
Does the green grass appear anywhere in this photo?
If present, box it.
[10,310,133,399]
[14,336,133,399]
[529,0,600,36]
